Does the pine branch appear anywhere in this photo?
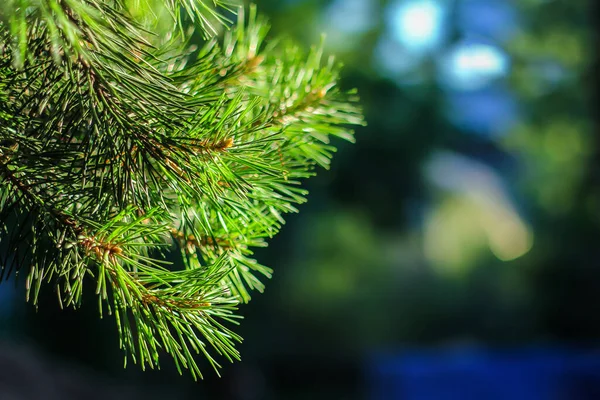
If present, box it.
[0,1,364,378]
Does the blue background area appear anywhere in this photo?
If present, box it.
[370,348,600,400]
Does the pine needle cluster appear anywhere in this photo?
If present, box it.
[0,0,363,378]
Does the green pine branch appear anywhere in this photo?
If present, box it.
[0,0,365,378]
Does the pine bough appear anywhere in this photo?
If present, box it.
[0,0,363,378]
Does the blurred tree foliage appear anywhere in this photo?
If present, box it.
[246,0,599,356]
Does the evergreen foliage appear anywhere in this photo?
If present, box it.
[0,0,363,378]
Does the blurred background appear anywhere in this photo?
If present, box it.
[1,0,599,398]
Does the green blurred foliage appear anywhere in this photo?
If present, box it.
[245,0,599,354]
